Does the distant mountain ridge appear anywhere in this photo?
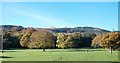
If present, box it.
[1,25,110,34]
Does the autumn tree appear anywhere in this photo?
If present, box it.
[56,33,82,48]
[100,32,120,53]
[20,28,36,47]
[92,34,102,48]
[66,34,79,48]
[56,33,67,49]
[100,32,120,48]
[29,30,55,51]
[20,28,55,51]
[66,35,74,48]
[92,32,120,50]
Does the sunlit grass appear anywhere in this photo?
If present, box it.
[1,48,119,61]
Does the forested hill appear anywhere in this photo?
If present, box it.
[51,27,110,34]
[1,25,110,34]
[2,25,24,31]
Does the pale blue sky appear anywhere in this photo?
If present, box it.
[1,2,118,31]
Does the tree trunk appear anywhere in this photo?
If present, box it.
[30,47,32,49]
[109,47,112,54]
[86,49,88,52]
[1,50,3,53]
[43,48,45,52]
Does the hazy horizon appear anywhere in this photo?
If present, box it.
[1,2,118,31]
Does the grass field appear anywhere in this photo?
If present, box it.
[0,48,119,61]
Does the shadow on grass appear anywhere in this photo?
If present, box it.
[66,49,106,52]
[46,49,106,52]
[0,56,13,58]
[1,61,120,63]
[87,49,106,52]
[2,51,17,52]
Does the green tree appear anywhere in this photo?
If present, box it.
[72,33,82,47]
[3,31,21,49]
[81,32,96,47]
[3,31,12,49]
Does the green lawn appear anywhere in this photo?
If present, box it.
[1,48,119,61]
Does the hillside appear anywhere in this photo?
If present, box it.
[1,25,110,34]
[51,26,110,34]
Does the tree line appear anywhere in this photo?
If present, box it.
[2,27,120,51]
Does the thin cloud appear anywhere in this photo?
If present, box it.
[9,8,73,28]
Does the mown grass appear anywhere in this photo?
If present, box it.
[0,48,119,61]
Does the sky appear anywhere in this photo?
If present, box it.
[1,2,118,31]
